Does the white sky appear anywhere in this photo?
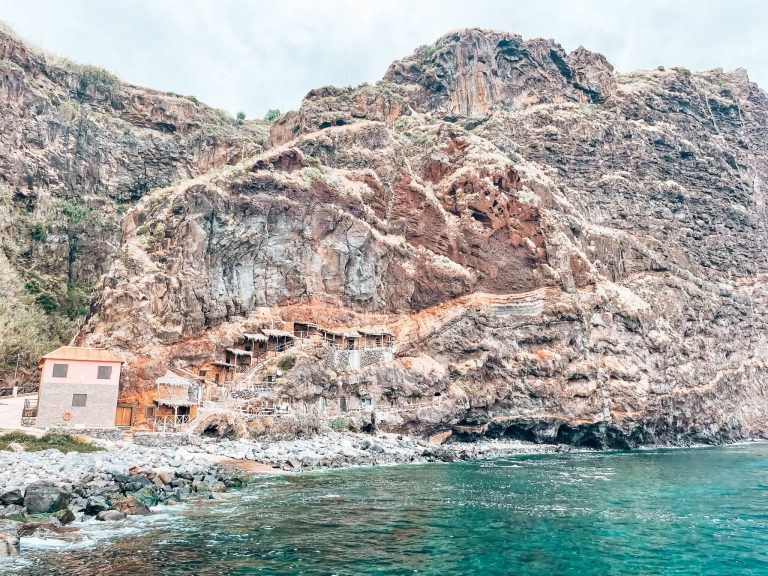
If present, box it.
[2,0,765,119]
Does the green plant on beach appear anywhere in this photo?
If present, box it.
[329,417,347,432]
[0,431,102,453]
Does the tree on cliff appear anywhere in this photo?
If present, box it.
[264,109,281,122]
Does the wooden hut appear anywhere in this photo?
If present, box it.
[293,322,319,339]
[321,329,361,350]
[242,333,268,358]
[224,347,252,370]
[358,327,394,348]
[152,370,199,430]
[262,329,295,352]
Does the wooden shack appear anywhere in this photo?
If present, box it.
[199,360,235,385]
[152,370,199,430]
[321,329,361,350]
[242,333,268,358]
[224,347,252,370]
[358,327,394,348]
[262,329,295,352]
[293,322,319,339]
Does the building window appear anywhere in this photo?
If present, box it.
[362,398,373,407]
[52,364,68,378]
[145,405,156,418]
[72,394,87,407]
[97,365,112,380]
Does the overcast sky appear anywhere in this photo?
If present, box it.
[2,0,765,118]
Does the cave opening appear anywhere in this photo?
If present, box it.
[503,424,538,443]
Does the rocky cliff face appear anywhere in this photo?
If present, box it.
[13,27,768,446]
[0,24,268,380]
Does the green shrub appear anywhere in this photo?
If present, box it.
[35,292,57,314]
[30,224,47,242]
[77,64,121,92]
[329,417,347,432]
[24,279,41,294]
[277,354,297,371]
[264,109,281,122]
[62,284,89,319]
[236,111,246,123]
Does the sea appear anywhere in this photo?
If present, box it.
[4,443,768,575]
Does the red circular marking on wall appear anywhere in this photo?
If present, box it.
[61,412,72,422]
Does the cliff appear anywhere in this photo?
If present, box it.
[0,23,269,379]
[7,26,768,447]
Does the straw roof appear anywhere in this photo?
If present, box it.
[322,328,361,338]
[243,333,268,342]
[226,348,252,356]
[262,329,295,338]
[358,327,393,336]
[156,370,194,387]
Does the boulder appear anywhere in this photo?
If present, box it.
[96,510,126,522]
[1,489,24,506]
[85,495,109,515]
[51,508,76,525]
[23,482,71,514]
[110,496,150,516]
[16,522,84,543]
[7,442,24,453]
[428,430,453,445]
[124,476,151,493]
[156,471,173,485]
[133,486,159,507]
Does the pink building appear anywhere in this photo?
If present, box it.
[34,347,125,429]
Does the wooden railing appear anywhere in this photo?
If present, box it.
[1,385,39,397]
[151,414,193,433]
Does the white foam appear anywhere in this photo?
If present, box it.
[20,535,95,550]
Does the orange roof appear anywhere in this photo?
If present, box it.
[40,346,125,364]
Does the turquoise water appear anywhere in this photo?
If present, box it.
[8,443,768,575]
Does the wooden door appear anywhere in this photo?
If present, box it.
[115,405,133,427]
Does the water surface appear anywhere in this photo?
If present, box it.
[6,443,768,575]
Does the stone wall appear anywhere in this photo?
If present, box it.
[329,348,394,373]
[36,381,119,428]
[58,427,123,441]
[360,348,394,369]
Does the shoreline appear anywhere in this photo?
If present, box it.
[1,431,765,557]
